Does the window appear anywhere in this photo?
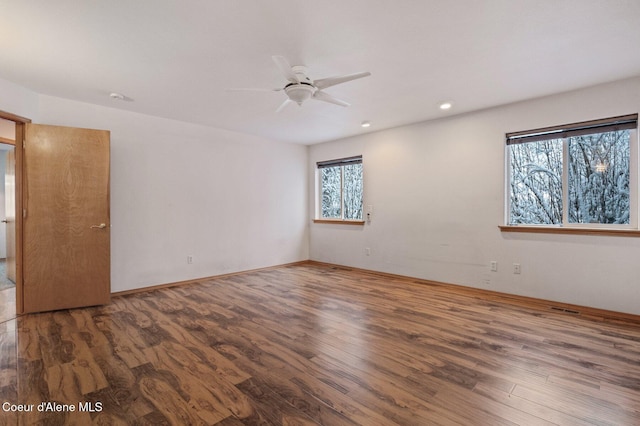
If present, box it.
[507,114,637,227]
[317,156,363,221]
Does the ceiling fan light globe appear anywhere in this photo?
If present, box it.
[284,84,314,105]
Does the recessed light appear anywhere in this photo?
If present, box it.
[109,92,126,101]
[361,121,371,128]
[439,102,453,110]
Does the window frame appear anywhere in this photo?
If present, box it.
[504,114,639,231]
[314,155,364,225]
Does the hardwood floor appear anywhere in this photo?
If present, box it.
[1,263,639,425]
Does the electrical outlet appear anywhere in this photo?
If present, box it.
[365,247,371,256]
[513,263,521,274]
[187,256,193,264]
[490,261,498,272]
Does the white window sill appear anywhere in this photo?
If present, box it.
[313,219,365,225]
[499,225,640,237]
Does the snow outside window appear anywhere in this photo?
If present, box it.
[507,115,638,227]
[317,156,363,220]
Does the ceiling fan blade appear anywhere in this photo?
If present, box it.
[276,99,294,113]
[312,90,350,107]
[272,56,299,83]
[226,87,283,92]
[314,71,371,90]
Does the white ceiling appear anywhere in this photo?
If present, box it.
[1,1,639,145]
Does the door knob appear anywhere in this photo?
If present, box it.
[1,220,7,223]
[90,223,107,229]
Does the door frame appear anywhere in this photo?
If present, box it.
[0,109,31,314]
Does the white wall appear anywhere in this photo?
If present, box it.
[16,93,309,293]
[0,119,16,140]
[309,76,640,316]
[0,79,39,120]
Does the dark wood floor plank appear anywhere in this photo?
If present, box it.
[98,310,156,369]
[473,381,594,425]
[0,286,16,325]
[87,337,157,423]
[138,374,215,425]
[143,340,244,421]
[0,319,16,391]
[431,382,546,426]
[45,362,94,424]
[235,377,321,426]
[15,316,40,363]
[213,339,366,426]
[310,352,447,425]
[0,319,17,426]
[133,296,252,385]
[512,380,640,425]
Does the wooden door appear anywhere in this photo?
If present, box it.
[23,124,110,313]
[5,148,16,282]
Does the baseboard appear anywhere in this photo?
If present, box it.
[305,260,640,325]
[111,260,310,297]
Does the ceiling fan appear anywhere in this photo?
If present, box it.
[231,56,371,112]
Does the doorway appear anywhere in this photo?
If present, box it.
[0,118,16,323]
